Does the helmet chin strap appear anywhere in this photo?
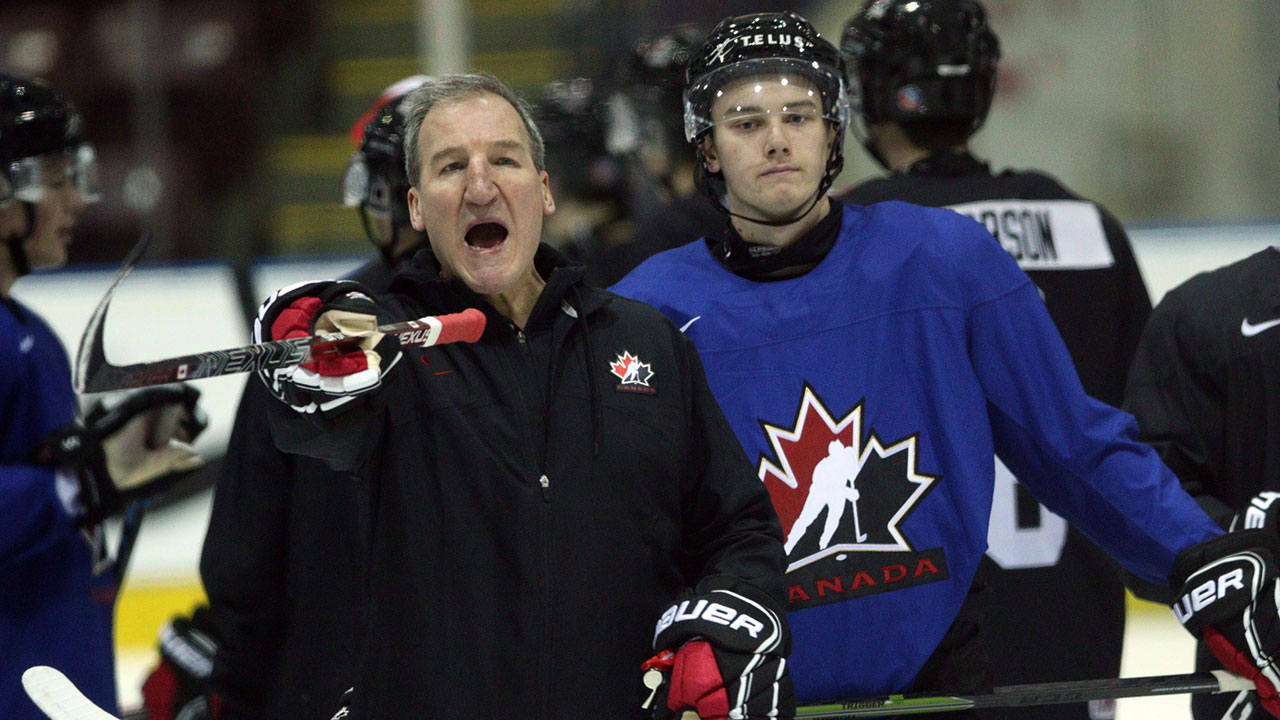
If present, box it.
[3,202,36,277]
[723,188,826,228]
[704,140,841,229]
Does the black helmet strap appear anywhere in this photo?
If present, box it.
[3,202,36,277]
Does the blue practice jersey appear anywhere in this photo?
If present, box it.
[0,297,117,720]
[612,201,1220,701]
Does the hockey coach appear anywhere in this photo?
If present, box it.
[252,73,794,720]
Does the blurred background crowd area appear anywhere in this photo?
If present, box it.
[2,0,1278,273]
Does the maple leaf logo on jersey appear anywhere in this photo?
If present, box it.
[757,384,948,609]
[610,350,656,394]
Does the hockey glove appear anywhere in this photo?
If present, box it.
[38,384,207,524]
[1230,492,1280,534]
[1171,530,1280,718]
[644,576,794,720]
[254,280,401,415]
[142,605,222,720]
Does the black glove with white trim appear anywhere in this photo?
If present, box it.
[1230,491,1280,533]
[38,384,207,524]
[254,280,401,415]
[643,576,794,720]
[1171,530,1280,718]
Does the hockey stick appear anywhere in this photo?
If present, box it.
[74,234,487,393]
[24,663,1251,720]
[790,670,1253,718]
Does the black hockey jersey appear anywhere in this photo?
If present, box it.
[1124,246,1280,720]
[837,152,1150,720]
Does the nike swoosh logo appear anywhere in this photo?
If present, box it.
[678,316,702,333]
[1241,317,1280,337]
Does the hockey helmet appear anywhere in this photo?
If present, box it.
[536,77,624,203]
[605,24,704,159]
[841,0,1000,133]
[342,76,429,253]
[0,73,98,207]
[684,12,850,218]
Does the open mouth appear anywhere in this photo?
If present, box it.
[465,221,509,250]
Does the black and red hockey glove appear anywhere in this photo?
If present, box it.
[142,606,222,720]
[253,280,401,415]
[1171,530,1280,718]
[643,576,794,720]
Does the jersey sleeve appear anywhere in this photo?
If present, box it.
[966,265,1221,587]
[0,347,80,565]
[1121,291,1233,525]
[673,328,788,606]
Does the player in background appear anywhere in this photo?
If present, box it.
[604,25,725,262]
[141,77,433,720]
[1122,77,1280,720]
[611,12,1280,718]
[833,2,1151,717]
[0,73,205,720]
[251,72,791,720]
[535,77,635,286]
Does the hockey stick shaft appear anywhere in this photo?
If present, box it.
[793,670,1252,718]
[25,664,1250,720]
[75,234,486,393]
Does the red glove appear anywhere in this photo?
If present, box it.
[255,280,400,414]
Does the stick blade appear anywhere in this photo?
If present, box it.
[74,233,150,394]
[22,666,121,720]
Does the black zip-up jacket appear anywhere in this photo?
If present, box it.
[266,244,787,720]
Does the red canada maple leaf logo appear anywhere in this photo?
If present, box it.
[756,385,936,571]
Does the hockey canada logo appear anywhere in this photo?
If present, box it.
[610,350,655,394]
[757,384,947,609]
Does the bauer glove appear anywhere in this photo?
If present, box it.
[1230,491,1280,534]
[254,280,401,415]
[643,576,794,720]
[1171,530,1280,718]
[142,605,223,720]
[38,384,207,524]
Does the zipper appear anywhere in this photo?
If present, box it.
[538,473,550,502]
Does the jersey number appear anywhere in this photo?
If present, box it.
[986,456,1068,569]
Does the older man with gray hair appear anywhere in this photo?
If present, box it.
[251,72,793,720]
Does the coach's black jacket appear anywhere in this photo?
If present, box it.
[266,244,787,720]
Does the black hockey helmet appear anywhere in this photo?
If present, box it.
[606,25,704,159]
[841,0,1000,132]
[342,76,429,256]
[0,73,97,275]
[684,12,850,223]
[0,73,97,207]
[536,77,624,202]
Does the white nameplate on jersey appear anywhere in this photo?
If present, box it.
[945,199,1114,270]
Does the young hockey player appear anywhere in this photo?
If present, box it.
[0,73,205,720]
[252,73,792,720]
[611,12,1280,718]
[833,2,1151,717]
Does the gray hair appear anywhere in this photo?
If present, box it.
[402,72,546,188]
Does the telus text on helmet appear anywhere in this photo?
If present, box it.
[710,34,811,65]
